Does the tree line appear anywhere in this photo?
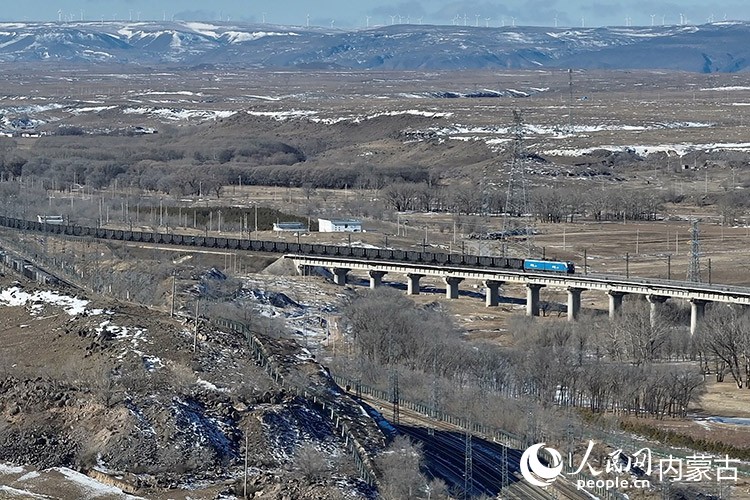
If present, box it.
[336,288,709,430]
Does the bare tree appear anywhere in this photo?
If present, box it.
[376,436,427,500]
[698,306,750,388]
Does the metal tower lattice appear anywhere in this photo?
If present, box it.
[501,443,509,494]
[687,220,701,282]
[390,370,400,425]
[464,431,473,500]
[501,109,533,256]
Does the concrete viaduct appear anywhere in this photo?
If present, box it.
[286,255,750,335]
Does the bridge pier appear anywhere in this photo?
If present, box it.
[567,288,584,322]
[332,267,350,286]
[406,273,424,295]
[526,284,545,317]
[368,270,387,289]
[483,280,504,307]
[608,291,627,319]
[690,299,708,336]
[646,295,669,326]
[444,276,464,299]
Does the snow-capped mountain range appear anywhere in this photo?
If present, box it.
[1,20,749,72]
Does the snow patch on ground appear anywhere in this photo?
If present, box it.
[96,320,151,361]
[52,467,143,499]
[0,485,50,499]
[707,416,750,426]
[0,464,24,475]
[0,286,95,316]
[701,86,750,91]
[123,107,236,122]
[544,142,750,157]
[17,471,41,481]
[247,109,451,124]
[67,105,117,115]
[196,378,230,393]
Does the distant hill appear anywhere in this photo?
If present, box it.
[0,20,750,72]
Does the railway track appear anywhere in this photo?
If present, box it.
[355,391,589,499]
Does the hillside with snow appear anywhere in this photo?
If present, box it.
[0,20,749,71]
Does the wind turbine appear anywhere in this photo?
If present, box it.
[262,12,266,24]
[58,9,62,22]
[129,10,132,21]
[650,14,655,26]
[417,17,423,25]
[679,13,684,25]
[485,17,491,27]
[511,17,516,27]
[463,13,468,26]
[475,14,480,27]
[554,16,558,28]
[307,14,310,27]
[581,17,585,27]
[365,16,370,28]
[390,15,396,25]
[330,19,335,28]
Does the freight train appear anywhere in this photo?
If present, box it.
[0,216,575,274]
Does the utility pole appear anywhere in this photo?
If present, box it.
[568,68,574,131]
[464,432,473,500]
[687,220,701,282]
[193,300,199,352]
[244,431,249,498]
[668,254,672,280]
[583,249,587,275]
[170,270,176,317]
[626,252,630,278]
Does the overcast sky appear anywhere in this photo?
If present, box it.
[6,1,750,28]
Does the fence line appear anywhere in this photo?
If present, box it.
[213,318,379,487]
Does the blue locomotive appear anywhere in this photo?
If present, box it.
[523,259,576,274]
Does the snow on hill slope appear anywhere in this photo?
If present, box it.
[0,20,749,72]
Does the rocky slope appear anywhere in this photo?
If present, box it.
[0,272,381,498]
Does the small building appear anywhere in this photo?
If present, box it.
[37,215,64,225]
[318,218,362,233]
[273,221,307,232]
